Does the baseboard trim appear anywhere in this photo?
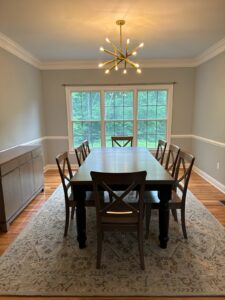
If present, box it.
[193,166,225,194]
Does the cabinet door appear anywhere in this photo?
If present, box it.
[20,161,35,204]
[2,168,22,220]
[32,155,44,192]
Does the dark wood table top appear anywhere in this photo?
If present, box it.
[71,147,174,186]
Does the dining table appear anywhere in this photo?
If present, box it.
[71,147,175,249]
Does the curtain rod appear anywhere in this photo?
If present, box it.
[62,82,177,87]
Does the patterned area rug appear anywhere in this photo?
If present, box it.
[0,186,225,296]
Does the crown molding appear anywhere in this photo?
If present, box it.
[0,32,224,70]
[195,37,225,66]
[0,32,41,68]
[39,58,197,70]
[38,60,99,70]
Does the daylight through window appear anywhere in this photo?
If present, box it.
[66,85,173,149]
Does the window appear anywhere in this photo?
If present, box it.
[137,90,168,148]
[104,91,133,146]
[66,85,173,150]
[70,91,101,147]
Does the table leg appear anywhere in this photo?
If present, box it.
[73,188,87,249]
[158,185,171,248]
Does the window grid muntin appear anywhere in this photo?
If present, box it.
[66,85,172,150]
[137,90,168,148]
[104,91,134,146]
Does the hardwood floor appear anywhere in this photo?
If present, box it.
[0,169,225,300]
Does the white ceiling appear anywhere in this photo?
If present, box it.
[0,0,225,64]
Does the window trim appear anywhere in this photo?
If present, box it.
[65,84,173,151]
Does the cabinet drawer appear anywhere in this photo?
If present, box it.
[1,153,32,176]
[32,147,42,158]
[18,153,32,165]
[1,159,19,176]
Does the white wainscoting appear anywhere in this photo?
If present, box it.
[2,134,225,194]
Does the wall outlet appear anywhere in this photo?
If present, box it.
[216,162,220,170]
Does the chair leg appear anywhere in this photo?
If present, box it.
[64,205,70,237]
[181,208,187,239]
[71,204,75,219]
[145,203,151,239]
[96,229,103,269]
[171,209,178,222]
[138,228,145,270]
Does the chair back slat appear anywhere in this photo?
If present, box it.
[174,150,195,202]
[56,152,73,203]
[74,144,85,167]
[165,144,180,177]
[82,140,91,158]
[111,136,133,147]
[155,139,167,164]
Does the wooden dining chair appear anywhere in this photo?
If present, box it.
[144,150,195,240]
[74,144,86,167]
[91,170,147,270]
[164,144,180,177]
[56,151,96,236]
[82,140,91,159]
[56,152,76,236]
[111,136,133,147]
[155,139,167,165]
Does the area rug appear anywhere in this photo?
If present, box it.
[0,186,225,296]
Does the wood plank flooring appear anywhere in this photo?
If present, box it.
[0,169,225,300]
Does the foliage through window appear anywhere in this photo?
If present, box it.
[66,85,173,149]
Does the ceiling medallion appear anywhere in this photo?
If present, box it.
[98,20,144,74]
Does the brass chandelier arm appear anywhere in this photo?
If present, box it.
[108,40,124,58]
[127,43,144,56]
[103,48,124,59]
[100,59,116,67]
[124,58,138,68]
[108,62,120,72]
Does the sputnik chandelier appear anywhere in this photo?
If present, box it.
[98,20,144,74]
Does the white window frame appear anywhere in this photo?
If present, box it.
[65,84,173,151]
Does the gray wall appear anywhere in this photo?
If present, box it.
[0,48,45,159]
[1,44,225,187]
[41,67,195,163]
[192,51,225,185]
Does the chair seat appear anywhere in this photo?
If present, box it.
[101,214,139,224]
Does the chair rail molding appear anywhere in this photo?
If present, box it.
[172,134,225,149]
[1,135,224,193]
